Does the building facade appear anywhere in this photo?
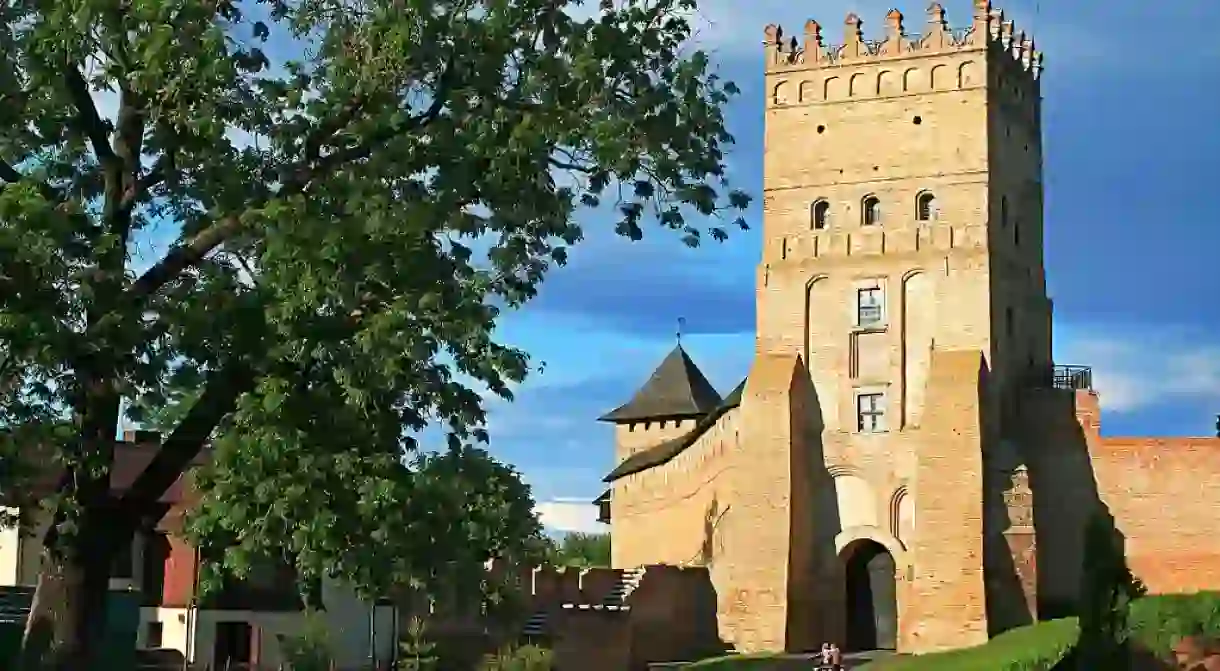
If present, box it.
[0,434,396,670]
[597,0,1220,656]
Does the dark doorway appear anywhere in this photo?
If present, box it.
[213,621,253,669]
[843,540,898,652]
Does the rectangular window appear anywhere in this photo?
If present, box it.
[145,621,163,649]
[857,287,884,326]
[857,392,886,433]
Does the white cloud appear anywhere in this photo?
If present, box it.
[535,499,606,534]
[1054,324,1220,414]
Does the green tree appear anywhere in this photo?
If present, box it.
[397,617,438,671]
[0,0,747,667]
[547,532,611,569]
[1073,510,1147,670]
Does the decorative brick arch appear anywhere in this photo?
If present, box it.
[835,525,909,569]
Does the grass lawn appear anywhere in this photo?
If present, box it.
[682,651,801,669]
[857,617,1079,670]
[676,592,1220,670]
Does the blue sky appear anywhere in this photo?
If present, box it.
[117,0,1219,533]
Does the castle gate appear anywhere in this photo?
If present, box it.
[842,539,898,651]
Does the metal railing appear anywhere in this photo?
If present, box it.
[1028,364,1093,391]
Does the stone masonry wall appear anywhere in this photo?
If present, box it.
[1093,436,1220,594]
[1023,389,1220,613]
[903,349,989,653]
[609,408,740,569]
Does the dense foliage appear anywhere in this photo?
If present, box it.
[546,531,611,568]
[1070,510,1147,669]
[0,0,747,666]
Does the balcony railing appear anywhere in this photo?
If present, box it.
[1028,364,1093,391]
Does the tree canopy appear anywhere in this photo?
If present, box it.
[547,531,612,569]
[0,0,747,666]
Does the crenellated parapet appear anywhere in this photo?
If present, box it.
[484,558,633,607]
[763,1,1043,81]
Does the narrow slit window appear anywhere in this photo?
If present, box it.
[862,195,881,226]
[812,200,831,230]
[916,192,938,221]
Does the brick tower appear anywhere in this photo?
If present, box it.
[599,0,1051,657]
[755,0,1047,653]
[758,0,1047,434]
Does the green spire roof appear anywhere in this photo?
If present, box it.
[597,345,723,423]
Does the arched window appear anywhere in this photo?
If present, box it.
[812,200,830,229]
[862,195,881,226]
[916,192,938,221]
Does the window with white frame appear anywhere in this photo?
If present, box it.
[856,392,886,433]
[856,285,884,326]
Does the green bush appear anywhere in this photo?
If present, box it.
[398,617,439,671]
[1070,511,1146,669]
[1130,592,1220,657]
[278,610,334,671]
[860,617,1079,671]
[481,644,554,671]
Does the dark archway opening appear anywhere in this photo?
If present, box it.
[843,540,898,652]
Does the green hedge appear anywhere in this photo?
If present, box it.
[1130,591,1220,657]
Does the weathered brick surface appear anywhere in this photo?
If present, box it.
[902,350,989,652]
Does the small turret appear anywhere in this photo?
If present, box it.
[598,345,723,423]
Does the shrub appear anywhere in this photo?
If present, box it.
[1070,511,1146,669]
[1129,592,1220,658]
[398,617,439,671]
[481,644,554,671]
[279,610,334,671]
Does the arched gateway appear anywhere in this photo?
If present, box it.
[842,539,898,651]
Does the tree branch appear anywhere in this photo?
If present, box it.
[302,95,366,163]
[61,64,117,166]
[0,157,61,202]
[125,215,242,304]
[125,66,456,308]
[0,158,22,183]
[121,152,172,210]
[116,363,257,517]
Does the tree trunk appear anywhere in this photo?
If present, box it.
[20,517,117,671]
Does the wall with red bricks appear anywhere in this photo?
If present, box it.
[1023,388,1220,613]
[1091,434,1220,594]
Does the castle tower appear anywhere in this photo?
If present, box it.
[759,0,1047,431]
[597,344,727,567]
[756,0,1048,653]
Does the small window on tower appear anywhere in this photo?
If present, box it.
[856,286,884,327]
[916,192,938,222]
[862,195,882,226]
[1000,196,1009,227]
[856,392,886,433]
[812,200,830,230]
[145,622,163,649]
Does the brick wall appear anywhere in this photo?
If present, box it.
[1092,436,1220,594]
[1024,389,1220,611]
[902,349,990,652]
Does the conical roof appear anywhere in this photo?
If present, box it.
[597,345,723,423]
